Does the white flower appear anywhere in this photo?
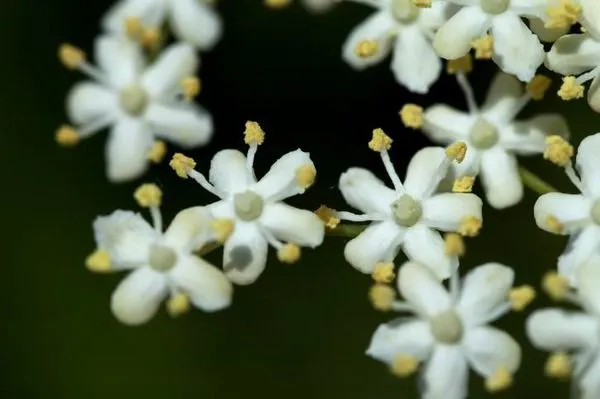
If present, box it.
[367,262,521,398]
[432,0,548,81]
[172,122,325,285]
[102,0,222,50]
[341,0,455,93]
[91,205,232,326]
[339,133,482,279]
[422,72,569,209]
[534,133,600,285]
[60,36,212,182]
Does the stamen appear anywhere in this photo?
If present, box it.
[545,215,564,234]
[399,104,424,129]
[265,0,292,8]
[457,216,482,237]
[166,293,191,317]
[170,153,197,178]
[445,142,468,163]
[141,27,161,50]
[444,233,465,256]
[411,0,431,7]
[315,205,341,229]
[508,285,536,311]
[337,211,382,222]
[542,271,569,301]
[576,66,600,85]
[372,262,395,284]
[543,136,573,167]
[565,161,585,193]
[277,243,302,264]
[295,164,316,189]
[147,141,167,163]
[210,218,235,244]
[59,43,86,70]
[471,35,493,59]
[368,128,392,152]
[485,367,512,392]
[368,284,395,311]
[124,17,143,40]
[355,40,379,58]
[545,352,572,379]
[546,0,581,29]
[446,55,473,75]
[181,77,201,101]
[134,183,163,208]
[244,121,265,146]
[391,355,419,377]
[55,125,80,147]
[455,72,478,113]
[452,176,475,193]
[85,249,111,273]
[526,75,552,101]
[558,76,584,100]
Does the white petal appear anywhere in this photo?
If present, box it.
[545,34,600,76]
[93,210,158,268]
[501,114,569,155]
[480,72,523,125]
[433,7,490,60]
[578,258,600,315]
[105,118,153,182]
[260,203,324,247]
[464,326,521,376]
[170,255,232,311]
[223,222,268,285]
[526,309,598,351]
[169,0,222,50]
[366,319,434,363]
[404,147,448,200]
[422,193,483,232]
[163,206,211,251]
[577,133,600,197]
[580,355,600,399]
[587,74,600,113]
[558,226,600,286]
[422,346,469,399]
[344,220,403,273]
[529,17,570,43]
[457,263,514,326]
[580,0,600,39]
[479,147,523,209]
[254,149,314,201]
[398,261,451,317]
[403,224,458,280]
[342,12,395,70]
[208,149,254,195]
[145,102,212,148]
[533,193,591,235]
[111,267,167,326]
[67,82,118,125]
[391,27,441,94]
[339,167,397,215]
[95,35,144,88]
[490,14,544,82]
[101,0,166,34]
[510,0,554,18]
[422,105,473,144]
[417,1,457,32]
[141,43,198,98]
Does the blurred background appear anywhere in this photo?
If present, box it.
[1,0,595,397]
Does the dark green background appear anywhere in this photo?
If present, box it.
[2,0,593,397]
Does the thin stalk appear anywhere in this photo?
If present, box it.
[518,166,557,194]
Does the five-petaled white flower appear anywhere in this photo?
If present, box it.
[171,122,325,285]
[102,0,222,50]
[59,35,212,182]
[534,133,600,285]
[342,0,455,93]
[422,72,569,209]
[367,262,522,398]
[339,131,482,280]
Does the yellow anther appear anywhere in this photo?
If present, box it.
[134,183,163,208]
[457,216,482,237]
[315,205,340,229]
[265,0,292,8]
[55,125,79,147]
[471,35,493,59]
[545,352,572,379]
[485,367,513,392]
[124,17,143,39]
[391,354,419,377]
[141,27,161,49]
[372,262,395,284]
[169,153,196,178]
[147,140,167,163]
[508,285,536,311]
[444,233,465,257]
[542,271,570,301]
[210,218,235,244]
[411,0,431,7]
[558,76,584,100]
[369,284,395,311]
[399,104,424,129]
[446,55,473,75]
[355,40,379,58]
[445,141,467,163]
[244,121,265,145]
[278,243,301,264]
[545,215,564,234]
[526,75,552,101]
[85,249,111,273]
[181,76,201,101]
[452,175,475,193]
[546,0,581,29]
[544,135,573,167]
[295,164,317,189]
[368,128,393,152]
[166,293,191,317]
[59,43,86,70]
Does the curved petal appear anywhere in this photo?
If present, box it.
[578,258,600,315]
[366,320,434,363]
[93,210,158,268]
[546,34,600,76]
[529,17,570,43]
[433,7,490,60]
[480,72,523,125]
[422,193,483,232]
[260,203,325,247]
[403,224,458,280]
[577,133,600,197]
[457,263,514,326]
[341,11,395,70]
[490,14,544,82]
[391,26,441,94]
[67,82,118,125]
[587,74,600,113]
[170,255,232,312]
[398,261,451,317]
[580,0,600,40]
[418,1,457,32]
[580,355,600,399]
[422,346,469,399]
[502,114,570,155]
[208,149,254,195]
[479,147,523,209]
[169,0,222,50]
[526,309,598,351]
[163,206,211,251]
[404,147,448,200]
[141,43,198,98]
[105,117,153,182]
[110,267,167,326]
[101,0,166,34]
[254,149,315,202]
[95,35,144,88]
[339,167,397,215]
[464,326,521,376]
[145,102,212,148]
[223,222,268,285]
[533,193,591,235]
[422,104,474,144]
[344,220,403,273]
[558,226,600,286]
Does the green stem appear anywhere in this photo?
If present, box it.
[518,166,557,194]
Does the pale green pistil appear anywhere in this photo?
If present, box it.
[148,244,177,272]
[430,310,464,344]
[469,117,499,150]
[391,0,419,23]
[120,84,149,116]
[480,0,510,15]
[391,195,422,227]
[234,191,264,221]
